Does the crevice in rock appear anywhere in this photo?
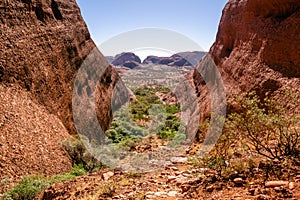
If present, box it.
[21,0,32,5]
[35,2,45,22]
[224,47,233,58]
[51,0,63,20]
[0,66,4,82]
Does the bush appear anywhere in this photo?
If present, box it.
[2,175,49,200]
[165,103,180,115]
[228,91,300,161]
[61,136,104,172]
[203,91,300,180]
[2,165,87,200]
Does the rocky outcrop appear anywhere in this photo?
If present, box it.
[143,51,206,67]
[122,60,141,69]
[111,52,141,67]
[191,0,300,134]
[0,0,121,186]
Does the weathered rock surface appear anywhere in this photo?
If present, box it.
[191,0,300,127]
[0,0,122,188]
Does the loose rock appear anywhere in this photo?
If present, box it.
[102,171,114,181]
[234,178,244,185]
[265,181,289,188]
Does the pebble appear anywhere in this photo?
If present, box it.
[102,171,114,181]
[154,192,167,196]
[274,187,281,192]
[175,171,181,176]
[289,182,295,190]
[146,192,155,195]
[182,173,193,178]
[255,194,271,200]
[167,191,178,197]
[265,181,289,188]
[170,166,179,171]
[234,178,244,185]
[170,157,188,164]
[167,176,177,183]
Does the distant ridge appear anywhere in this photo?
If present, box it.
[106,51,207,68]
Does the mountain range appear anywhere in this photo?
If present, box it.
[106,51,207,68]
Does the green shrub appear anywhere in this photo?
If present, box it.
[228,91,300,161]
[61,136,104,172]
[204,91,300,180]
[165,103,180,115]
[118,136,141,151]
[2,165,87,200]
[2,175,49,200]
[157,130,176,140]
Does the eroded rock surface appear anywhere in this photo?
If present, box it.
[191,0,300,128]
[0,0,122,189]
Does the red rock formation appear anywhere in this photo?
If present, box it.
[143,51,206,67]
[111,52,142,66]
[0,0,122,188]
[191,0,300,139]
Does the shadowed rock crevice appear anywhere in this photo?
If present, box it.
[51,0,63,20]
[35,2,45,22]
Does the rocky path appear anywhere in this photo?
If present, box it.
[38,157,300,200]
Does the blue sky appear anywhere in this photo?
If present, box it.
[76,0,228,57]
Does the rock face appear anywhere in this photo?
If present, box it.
[191,0,300,128]
[111,52,142,67]
[143,51,206,67]
[0,0,121,187]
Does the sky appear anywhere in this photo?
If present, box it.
[76,0,228,58]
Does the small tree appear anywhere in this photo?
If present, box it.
[228,91,300,161]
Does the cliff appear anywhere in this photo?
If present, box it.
[191,0,300,130]
[0,0,121,189]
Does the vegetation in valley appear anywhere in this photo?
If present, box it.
[105,85,186,151]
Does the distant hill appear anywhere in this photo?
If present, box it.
[106,52,142,69]
[143,51,207,67]
[107,51,206,68]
